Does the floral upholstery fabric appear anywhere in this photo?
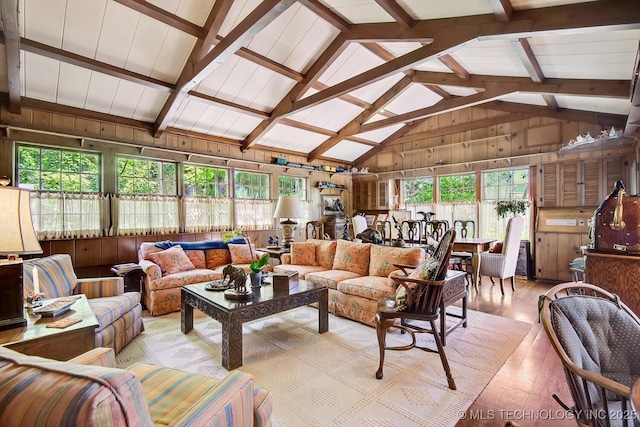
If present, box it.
[329,288,378,327]
[273,264,327,279]
[138,242,163,261]
[332,240,371,275]
[369,245,424,277]
[337,276,396,300]
[408,256,440,280]
[147,269,222,291]
[305,269,362,290]
[184,250,206,269]
[228,244,258,264]
[312,239,337,268]
[291,242,316,265]
[205,248,232,269]
[148,246,196,275]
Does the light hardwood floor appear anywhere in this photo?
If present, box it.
[456,277,575,427]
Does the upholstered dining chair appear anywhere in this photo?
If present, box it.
[375,229,457,390]
[540,282,640,427]
[352,214,368,242]
[478,215,524,294]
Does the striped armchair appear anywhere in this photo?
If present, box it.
[23,254,144,354]
[0,346,273,426]
[478,215,524,294]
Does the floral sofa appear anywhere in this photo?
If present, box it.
[274,239,425,326]
[138,239,272,316]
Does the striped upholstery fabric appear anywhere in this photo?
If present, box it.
[0,347,154,427]
[68,347,117,367]
[253,386,274,427]
[22,254,144,354]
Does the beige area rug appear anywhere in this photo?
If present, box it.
[116,306,531,427]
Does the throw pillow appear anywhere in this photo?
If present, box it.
[148,245,195,275]
[228,244,257,264]
[490,241,504,253]
[332,240,371,276]
[290,242,316,265]
[408,256,441,281]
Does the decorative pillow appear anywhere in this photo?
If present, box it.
[184,250,206,269]
[332,240,371,276]
[408,256,440,281]
[314,240,337,268]
[205,248,232,269]
[291,242,316,265]
[148,245,195,275]
[490,241,504,253]
[228,244,258,264]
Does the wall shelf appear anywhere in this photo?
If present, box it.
[399,134,511,158]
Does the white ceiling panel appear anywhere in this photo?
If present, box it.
[511,0,597,9]
[95,1,140,68]
[212,109,264,140]
[150,28,197,83]
[414,59,455,73]
[23,52,59,102]
[383,84,443,115]
[349,73,405,104]
[218,0,263,38]
[500,93,548,106]
[320,0,393,24]
[125,16,170,77]
[62,0,106,58]
[172,98,209,130]
[147,0,215,27]
[398,0,493,19]
[258,123,329,153]
[451,40,530,77]
[555,95,632,116]
[288,98,363,132]
[318,43,385,87]
[21,0,66,45]
[353,124,404,143]
[377,42,424,58]
[84,72,119,114]
[56,62,91,108]
[110,80,146,118]
[323,140,373,162]
[438,85,478,97]
[529,30,640,80]
[133,88,169,122]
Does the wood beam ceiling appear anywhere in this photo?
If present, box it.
[0,0,21,113]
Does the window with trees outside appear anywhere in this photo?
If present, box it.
[234,170,272,230]
[17,145,103,239]
[279,176,311,237]
[403,177,434,218]
[435,174,477,228]
[116,156,179,235]
[183,165,232,232]
[481,169,530,240]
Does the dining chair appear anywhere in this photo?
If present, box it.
[478,215,524,294]
[305,221,324,240]
[352,214,368,242]
[375,229,457,389]
[451,219,476,283]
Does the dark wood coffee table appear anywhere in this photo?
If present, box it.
[181,280,328,370]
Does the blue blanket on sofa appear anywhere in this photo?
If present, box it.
[154,237,247,250]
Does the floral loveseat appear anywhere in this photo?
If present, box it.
[138,239,272,316]
[275,239,425,326]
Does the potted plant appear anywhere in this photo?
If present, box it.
[249,253,270,288]
[495,199,530,219]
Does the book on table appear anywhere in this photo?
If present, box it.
[33,296,81,317]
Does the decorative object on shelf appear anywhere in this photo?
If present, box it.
[494,199,530,219]
[222,265,253,301]
[270,157,347,173]
[274,196,302,248]
[316,181,348,190]
[0,185,43,331]
[563,126,623,149]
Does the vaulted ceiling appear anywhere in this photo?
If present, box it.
[1,0,639,166]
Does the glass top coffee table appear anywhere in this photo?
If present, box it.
[181,280,328,370]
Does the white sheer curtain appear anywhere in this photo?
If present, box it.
[434,202,478,230]
[293,199,313,240]
[115,195,179,236]
[405,203,434,219]
[183,196,233,232]
[30,191,104,240]
[235,199,275,230]
[479,200,531,240]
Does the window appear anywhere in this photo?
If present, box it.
[404,177,434,204]
[183,165,232,232]
[481,169,530,240]
[18,145,100,192]
[278,176,307,200]
[439,174,476,202]
[17,145,103,239]
[234,171,269,199]
[184,164,228,197]
[116,156,179,235]
[117,157,177,195]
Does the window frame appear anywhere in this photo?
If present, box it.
[233,169,270,200]
[183,163,230,198]
[116,155,177,196]
[278,175,308,200]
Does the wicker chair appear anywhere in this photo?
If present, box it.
[540,282,640,427]
[375,229,457,389]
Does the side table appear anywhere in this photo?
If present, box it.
[257,247,290,264]
[111,263,145,295]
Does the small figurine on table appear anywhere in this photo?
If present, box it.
[26,290,45,306]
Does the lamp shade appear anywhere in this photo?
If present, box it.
[273,195,302,219]
[0,187,42,255]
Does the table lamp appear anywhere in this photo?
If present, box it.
[273,195,302,248]
[0,185,43,330]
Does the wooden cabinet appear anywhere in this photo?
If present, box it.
[539,156,626,207]
[323,216,346,240]
[354,180,389,210]
[535,232,588,282]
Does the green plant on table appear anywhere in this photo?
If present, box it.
[250,253,270,273]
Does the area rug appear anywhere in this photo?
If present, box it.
[116,307,531,427]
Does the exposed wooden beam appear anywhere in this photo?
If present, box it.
[197,0,234,60]
[348,137,380,147]
[439,54,469,80]
[0,0,21,113]
[353,119,426,166]
[165,127,241,146]
[279,118,337,137]
[188,91,269,119]
[512,38,544,83]
[374,0,414,29]
[241,33,350,151]
[424,85,453,100]
[154,0,297,137]
[487,0,513,22]
[11,35,175,93]
[112,0,203,38]
[232,42,304,82]
[313,81,372,109]
[297,0,351,32]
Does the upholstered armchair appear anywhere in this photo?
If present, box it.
[0,346,273,426]
[478,215,524,294]
[23,254,144,353]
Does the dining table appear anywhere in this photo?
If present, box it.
[453,237,497,290]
